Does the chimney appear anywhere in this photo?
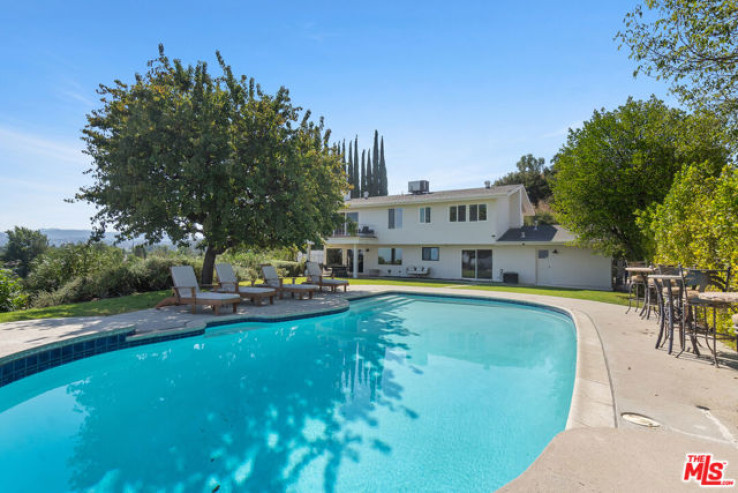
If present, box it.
[484,180,491,189]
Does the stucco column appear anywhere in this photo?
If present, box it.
[352,244,358,279]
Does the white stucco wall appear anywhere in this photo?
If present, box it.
[326,243,612,290]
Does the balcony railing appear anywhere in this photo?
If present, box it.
[332,223,377,238]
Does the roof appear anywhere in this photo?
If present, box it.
[345,184,535,214]
[497,225,576,244]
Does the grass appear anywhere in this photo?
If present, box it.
[0,290,171,324]
[0,278,628,324]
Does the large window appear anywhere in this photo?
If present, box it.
[419,207,431,223]
[449,205,466,222]
[462,249,492,279]
[451,204,486,222]
[378,247,403,265]
[326,248,343,266]
[388,208,403,229]
[469,204,487,221]
[422,247,439,261]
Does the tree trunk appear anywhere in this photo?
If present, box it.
[201,245,223,286]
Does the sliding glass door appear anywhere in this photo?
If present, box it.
[461,249,492,280]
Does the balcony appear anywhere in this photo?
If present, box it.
[331,223,377,239]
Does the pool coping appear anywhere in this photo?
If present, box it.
[0,289,616,432]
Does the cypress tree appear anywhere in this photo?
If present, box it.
[353,136,360,197]
[372,130,380,196]
[379,136,388,195]
[366,148,373,197]
[348,141,355,198]
[360,149,367,196]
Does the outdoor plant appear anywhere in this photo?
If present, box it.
[0,268,27,312]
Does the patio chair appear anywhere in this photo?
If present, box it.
[625,260,649,313]
[261,264,319,300]
[215,263,277,306]
[305,261,349,293]
[681,266,732,364]
[166,266,240,315]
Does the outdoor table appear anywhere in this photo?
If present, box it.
[649,274,684,354]
[694,292,738,366]
[625,267,655,317]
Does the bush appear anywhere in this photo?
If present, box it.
[0,269,27,312]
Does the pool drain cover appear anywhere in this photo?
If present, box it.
[621,412,661,427]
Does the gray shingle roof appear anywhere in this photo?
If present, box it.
[497,225,576,243]
[346,185,524,207]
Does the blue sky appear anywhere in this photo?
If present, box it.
[0,0,674,230]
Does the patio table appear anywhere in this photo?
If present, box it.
[694,292,738,366]
[625,267,655,316]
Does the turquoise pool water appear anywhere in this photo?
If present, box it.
[0,294,576,492]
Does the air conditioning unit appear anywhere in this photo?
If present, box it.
[408,180,429,194]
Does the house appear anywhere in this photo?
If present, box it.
[324,181,612,290]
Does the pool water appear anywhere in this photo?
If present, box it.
[0,294,576,492]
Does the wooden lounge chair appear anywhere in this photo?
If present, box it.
[261,264,319,300]
[215,263,277,306]
[160,266,240,315]
[305,261,349,292]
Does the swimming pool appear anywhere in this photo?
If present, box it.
[0,293,576,492]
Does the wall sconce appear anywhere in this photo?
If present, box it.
[365,248,370,252]
[553,249,559,254]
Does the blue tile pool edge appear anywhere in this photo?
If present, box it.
[0,290,576,389]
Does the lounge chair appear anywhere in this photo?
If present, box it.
[215,263,277,306]
[165,266,241,315]
[261,264,319,300]
[306,261,349,292]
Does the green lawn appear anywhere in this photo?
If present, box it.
[0,279,628,324]
[0,290,171,324]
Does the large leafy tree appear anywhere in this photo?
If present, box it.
[617,0,738,122]
[494,154,553,206]
[77,46,347,284]
[552,97,729,260]
[2,226,49,277]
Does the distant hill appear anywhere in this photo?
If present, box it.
[0,229,172,249]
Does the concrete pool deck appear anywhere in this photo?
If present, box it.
[1,284,737,491]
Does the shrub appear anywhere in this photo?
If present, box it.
[0,269,27,312]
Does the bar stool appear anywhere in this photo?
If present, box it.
[626,261,648,313]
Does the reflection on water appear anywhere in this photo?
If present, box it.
[0,295,575,492]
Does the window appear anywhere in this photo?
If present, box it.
[538,249,549,259]
[470,204,478,221]
[478,204,487,221]
[326,248,343,266]
[378,247,403,265]
[419,207,431,223]
[388,208,403,229]
[449,205,467,222]
[422,247,439,261]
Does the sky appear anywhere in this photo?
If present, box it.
[0,0,675,231]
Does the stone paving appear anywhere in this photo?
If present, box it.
[2,284,738,491]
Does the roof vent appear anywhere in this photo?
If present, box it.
[363,191,369,199]
[520,231,526,239]
[484,180,491,189]
[408,180,429,194]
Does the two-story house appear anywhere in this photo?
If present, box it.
[324,181,612,290]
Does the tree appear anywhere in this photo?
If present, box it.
[379,136,388,195]
[494,154,553,206]
[347,141,355,198]
[353,136,360,198]
[552,96,729,260]
[366,148,373,196]
[639,161,738,276]
[0,269,26,312]
[360,150,367,197]
[617,0,738,122]
[2,226,49,277]
[77,46,347,284]
[372,130,380,196]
